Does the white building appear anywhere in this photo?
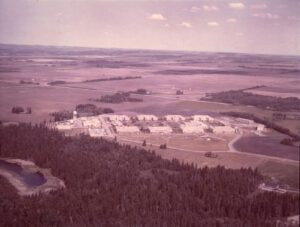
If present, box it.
[89,128,104,137]
[56,124,71,130]
[184,121,209,129]
[193,115,214,122]
[116,126,140,133]
[73,119,83,128]
[165,115,185,122]
[256,124,265,132]
[83,119,101,128]
[148,126,172,134]
[106,115,130,121]
[110,120,123,126]
[213,126,235,134]
[137,115,158,121]
[180,126,204,133]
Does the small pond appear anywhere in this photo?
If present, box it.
[0,160,47,187]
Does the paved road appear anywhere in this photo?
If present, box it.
[227,128,243,153]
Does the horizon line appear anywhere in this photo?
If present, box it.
[0,42,299,58]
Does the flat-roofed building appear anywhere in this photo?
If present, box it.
[165,115,185,122]
[213,126,235,134]
[184,121,209,129]
[180,126,204,133]
[83,119,101,128]
[116,126,140,133]
[148,126,172,134]
[89,128,104,137]
[56,124,71,130]
[111,120,123,126]
[193,115,214,122]
[137,115,158,121]
[73,119,83,128]
[106,115,130,121]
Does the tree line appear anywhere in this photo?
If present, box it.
[83,76,141,83]
[202,90,300,112]
[75,104,114,116]
[90,92,143,104]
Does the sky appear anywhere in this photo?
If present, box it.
[0,0,299,55]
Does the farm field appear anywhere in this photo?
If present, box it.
[1,44,300,124]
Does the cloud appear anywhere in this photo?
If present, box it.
[252,13,279,19]
[190,6,201,13]
[179,22,192,28]
[164,23,170,27]
[55,12,63,17]
[288,16,300,21]
[235,32,244,36]
[278,4,287,9]
[190,5,218,13]
[227,18,237,23]
[207,22,219,27]
[229,3,245,9]
[251,4,267,9]
[148,14,166,21]
[203,5,219,11]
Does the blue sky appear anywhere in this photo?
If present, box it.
[0,0,299,55]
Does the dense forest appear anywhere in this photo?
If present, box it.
[91,92,143,103]
[49,110,73,122]
[202,90,300,111]
[0,124,299,226]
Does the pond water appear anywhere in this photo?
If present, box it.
[0,160,47,187]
